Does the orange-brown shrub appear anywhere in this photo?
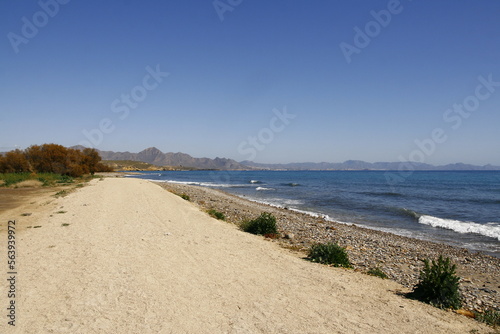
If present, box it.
[1,144,112,177]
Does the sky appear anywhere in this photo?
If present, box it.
[1,0,499,165]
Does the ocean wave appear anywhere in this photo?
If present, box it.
[397,208,421,220]
[256,187,275,191]
[468,198,500,205]
[360,191,404,198]
[418,215,500,241]
[282,199,305,206]
[250,180,263,184]
[162,180,250,188]
[281,182,301,187]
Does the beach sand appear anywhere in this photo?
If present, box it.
[0,178,492,333]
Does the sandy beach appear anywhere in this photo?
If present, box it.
[0,177,493,333]
[158,181,500,314]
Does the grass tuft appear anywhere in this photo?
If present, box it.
[54,190,68,198]
[367,267,389,279]
[179,193,190,201]
[475,309,500,328]
[207,209,225,220]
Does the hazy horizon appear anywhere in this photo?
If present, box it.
[2,1,499,165]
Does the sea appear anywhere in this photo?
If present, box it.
[127,170,500,258]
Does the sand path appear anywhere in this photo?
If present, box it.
[0,178,489,333]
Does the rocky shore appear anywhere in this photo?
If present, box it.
[156,182,499,314]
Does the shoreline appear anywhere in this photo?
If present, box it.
[0,177,493,332]
[156,181,500,313]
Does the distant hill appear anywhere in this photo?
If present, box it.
[241,160,500,171]
[70,146,500,171]
[72,146,250,170]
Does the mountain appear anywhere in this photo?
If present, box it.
[70,146,500,171]
[241,160,500,171]
[72,146,250,170]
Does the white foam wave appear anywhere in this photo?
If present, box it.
[418,215,500,241]
[256,187,275,191]
[281,199,305,206]
[250,180,261,184]
[158,180,249,188]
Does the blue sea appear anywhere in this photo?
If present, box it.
[128,170,500,257]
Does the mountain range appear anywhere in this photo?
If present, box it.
[72,146,249,170]
[72,146,500,171]
[241,160,500,171]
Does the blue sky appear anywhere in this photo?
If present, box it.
[1,0,499,165]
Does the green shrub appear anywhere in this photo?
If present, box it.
[207,209,225,220]
[241,212,277,235]
[54,190,68,198]
[407,256,461,309]
[179,193,190,201]
[476,309,500,328]
[308,242,352,268]
[0,172,32,186]
[367,267,388,279]
[0,172,75,187]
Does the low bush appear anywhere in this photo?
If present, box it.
[0,172,74,187]
[207,209,225,220]
[307,242,352,268]
[367,267,388,279]
[476,309,500,328]
[407,255,462,309]
[0,172,32,186]
[179,193,190,201]
[241,212,277,235]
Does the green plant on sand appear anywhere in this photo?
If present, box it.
[179,193,190,201]
[207,209,225,220]
[475,309,500,328]
[367,267,388,279]
[407,255,462,310]
[307,242,352,268]
[241,212,277,236]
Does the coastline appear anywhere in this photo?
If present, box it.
[156,181,500,313]
[0,177,493,332]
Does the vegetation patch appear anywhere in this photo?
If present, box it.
[367,267,389,279]
[241,212,277,236]
[179,193,190,201]
[56,211,67,214]
[61,223,70,227]
[207,209,225,220]
[14,180,44,188]
[0,144,112,177]
[407,255,462,310]
[307,242,352,268]
[476,309,500,328]
[54,190,69,198]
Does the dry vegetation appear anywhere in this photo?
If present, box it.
[0,144,112,177]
